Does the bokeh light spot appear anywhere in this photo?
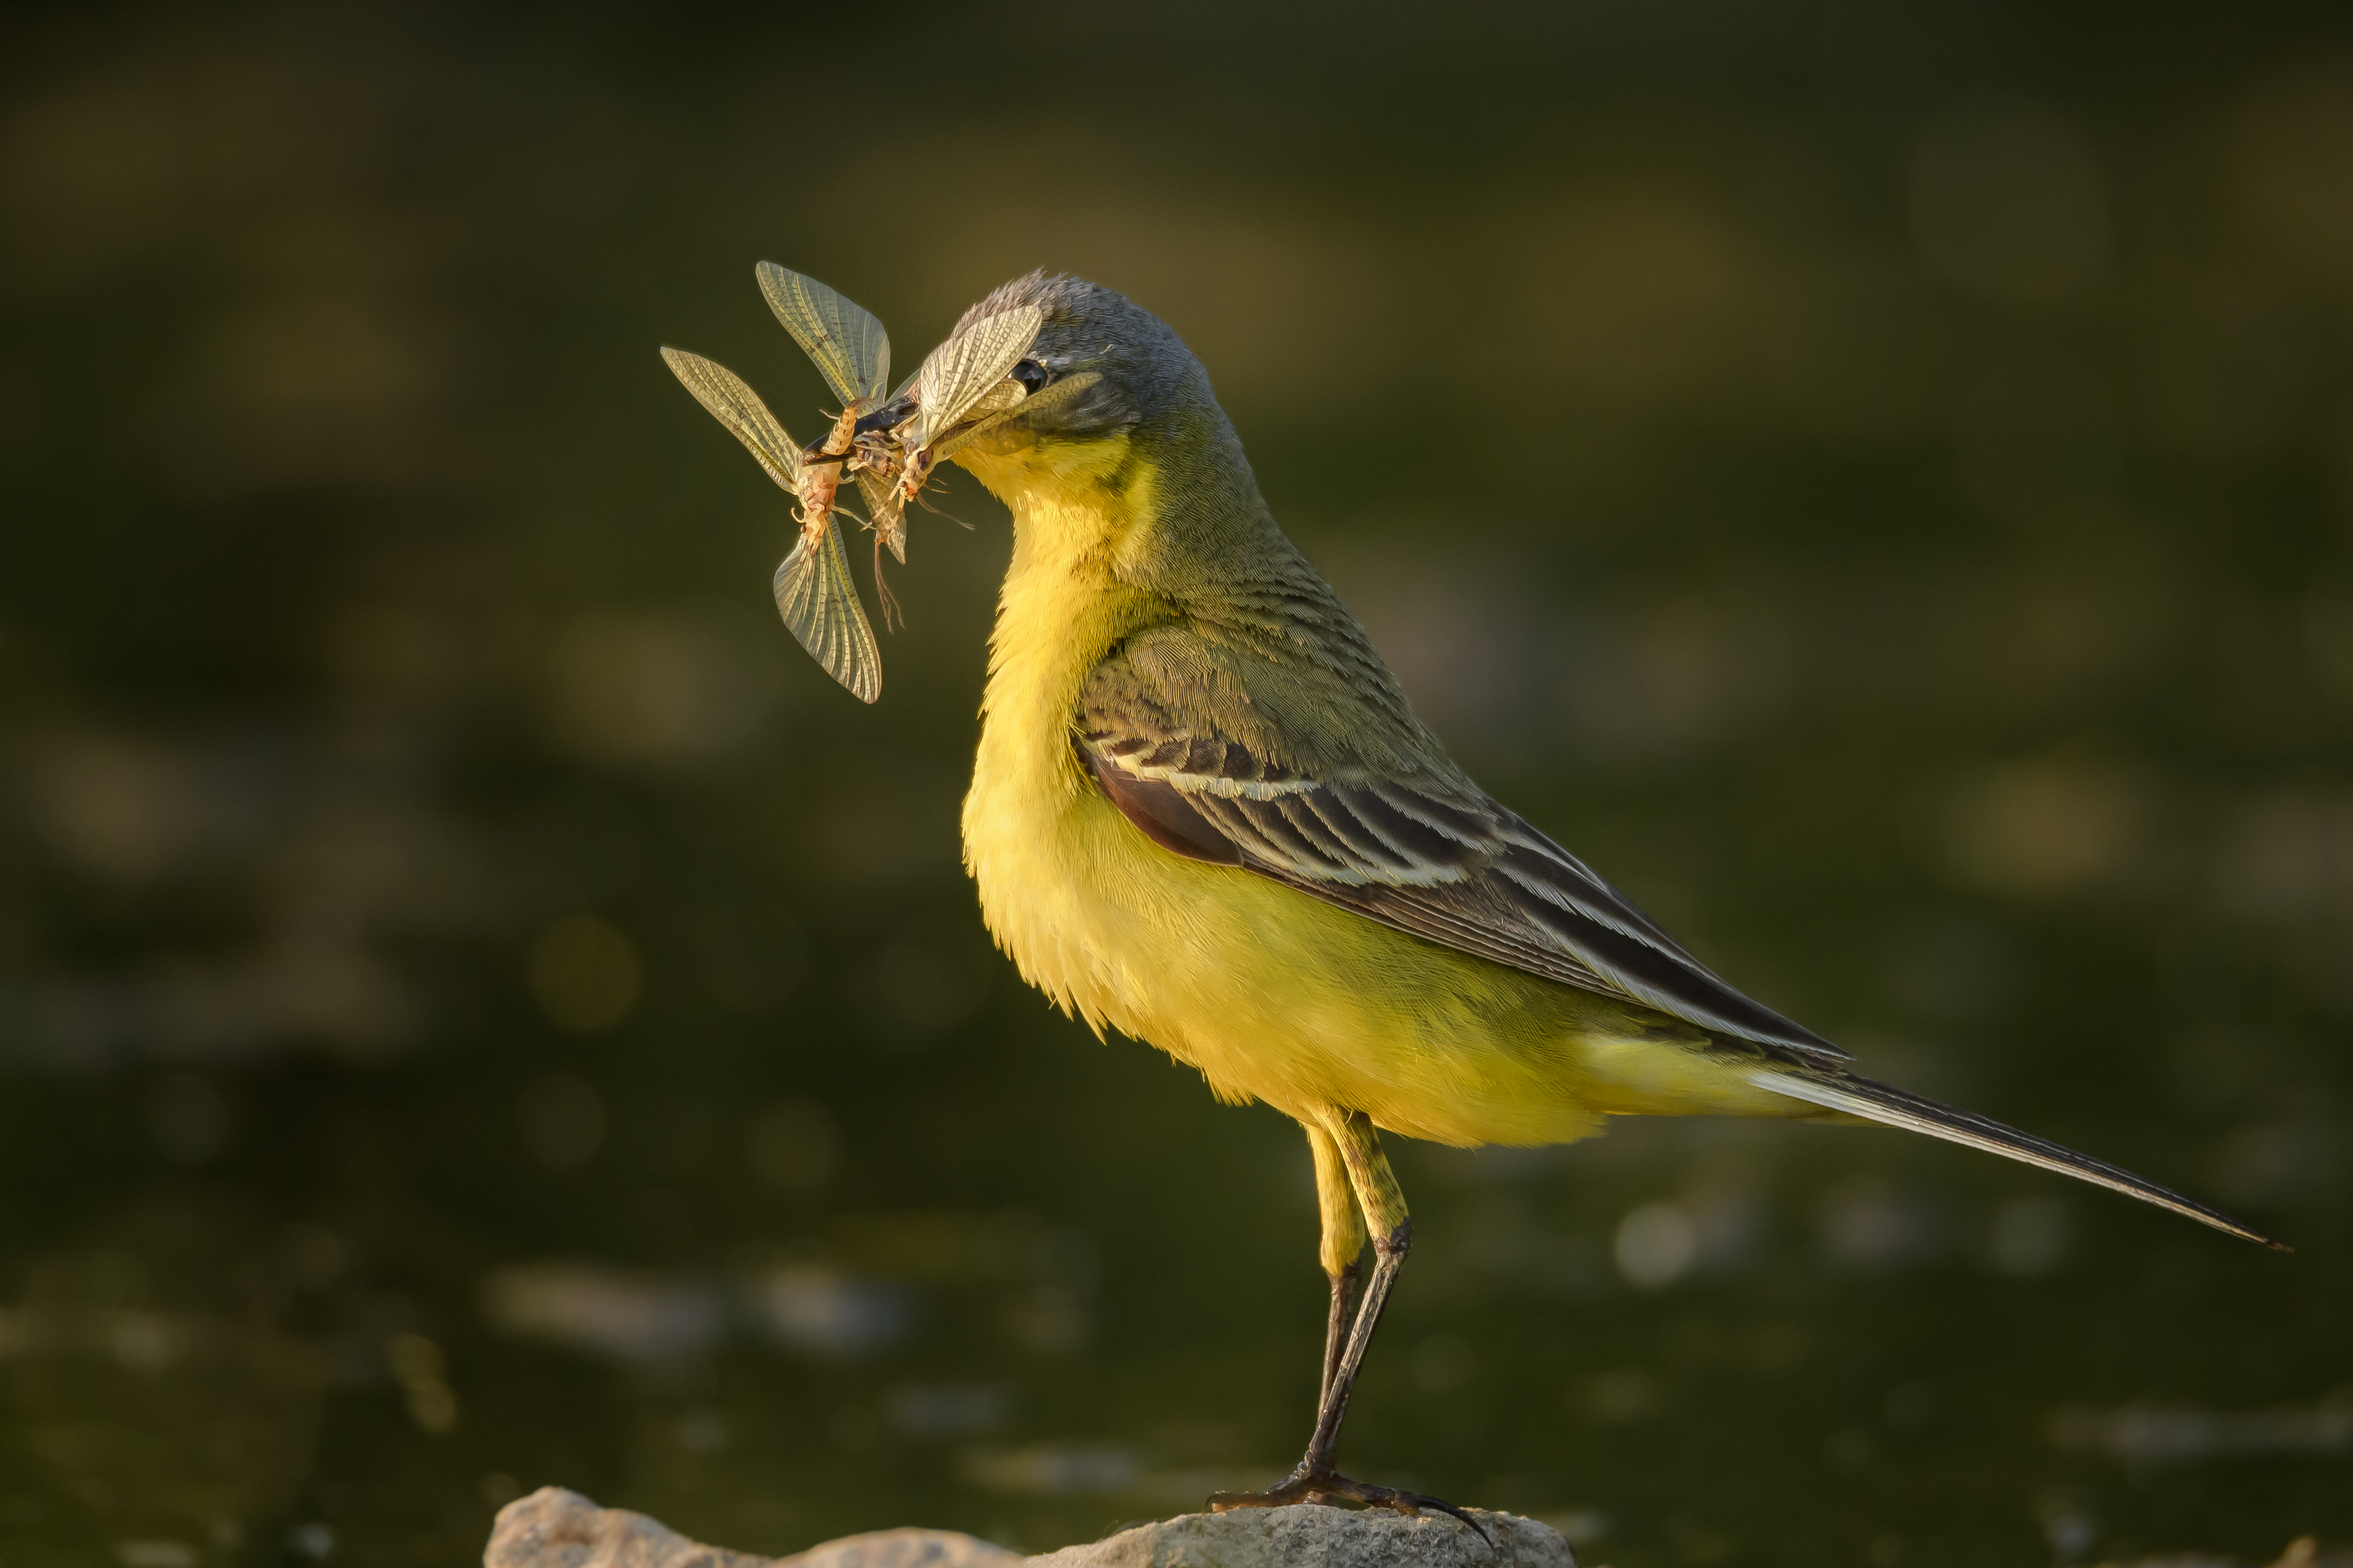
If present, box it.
[526,915,641,1032]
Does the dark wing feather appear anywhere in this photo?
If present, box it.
[1074,627,2288,1247]
[1074,694,1845,1066]
[1080,739,1240,866]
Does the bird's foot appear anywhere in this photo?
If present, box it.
[1208,1465,1489,1544]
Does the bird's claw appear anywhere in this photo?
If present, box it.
[1208,1468,1490,1547]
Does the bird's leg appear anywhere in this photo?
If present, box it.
[1308,1123,1367,1408]
[1296,1109,1411,1481]
[1322,1265,1361,1410]
[1208,1110,1486,1542]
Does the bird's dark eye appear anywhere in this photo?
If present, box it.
[1012,360,1048,394]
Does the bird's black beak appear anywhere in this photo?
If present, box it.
[854,395,917,438]
[801,395,919,467]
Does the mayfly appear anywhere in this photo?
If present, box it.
[882,368,1107,541]
[658,344,883,704]
[756,263,927,622]
[869,306,1047,556]
[757,268,894,505]
[922,366,1105,465]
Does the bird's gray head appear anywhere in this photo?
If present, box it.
[893,272,1267,550]
[939,272,1215,454]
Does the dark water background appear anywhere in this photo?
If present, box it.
[2,4,2350,1565]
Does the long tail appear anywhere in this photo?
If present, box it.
[1746,1067,2286,1250]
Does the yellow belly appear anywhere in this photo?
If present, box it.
[954,442,1810,1148]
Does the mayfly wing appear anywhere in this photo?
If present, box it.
[756,262,890,407]
[926,371,1104,464]
[772,513,882,703]
[660,347,802,492]
[666,346,876,698]
[851,464,906,565]
[910,306,1045,449]
[851,466,895,515]
[957,378,1029,426]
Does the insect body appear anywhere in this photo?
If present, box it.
[659,343,882,703]
[758,263,919,610]
[660,270,1099,704]
[871,306,1047,552]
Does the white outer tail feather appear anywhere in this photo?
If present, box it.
[1746,1069,2283,1249]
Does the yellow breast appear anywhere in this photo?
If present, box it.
[954,442,1813,1147]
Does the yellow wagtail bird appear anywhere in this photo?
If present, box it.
[855,273,2279,1526]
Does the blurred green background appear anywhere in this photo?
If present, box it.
[2,3,2350,1565]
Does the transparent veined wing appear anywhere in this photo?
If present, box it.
[850,465,909,565]
[773,514,882,704]
[851,466,895,518]
[953,378,1028,427]
[660,347,802,493]
[756,263,891,407]
[910,306,1044,449]
[927,372,1103,464]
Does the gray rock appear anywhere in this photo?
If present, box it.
[779,1527,1028,1568]
[483,1489,1019,1568]
[485,1488,1572,1568]
[1031,1507,1572,1567]
[485,1487,774,1568]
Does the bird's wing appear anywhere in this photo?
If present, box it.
[1076,625,1846,1063]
